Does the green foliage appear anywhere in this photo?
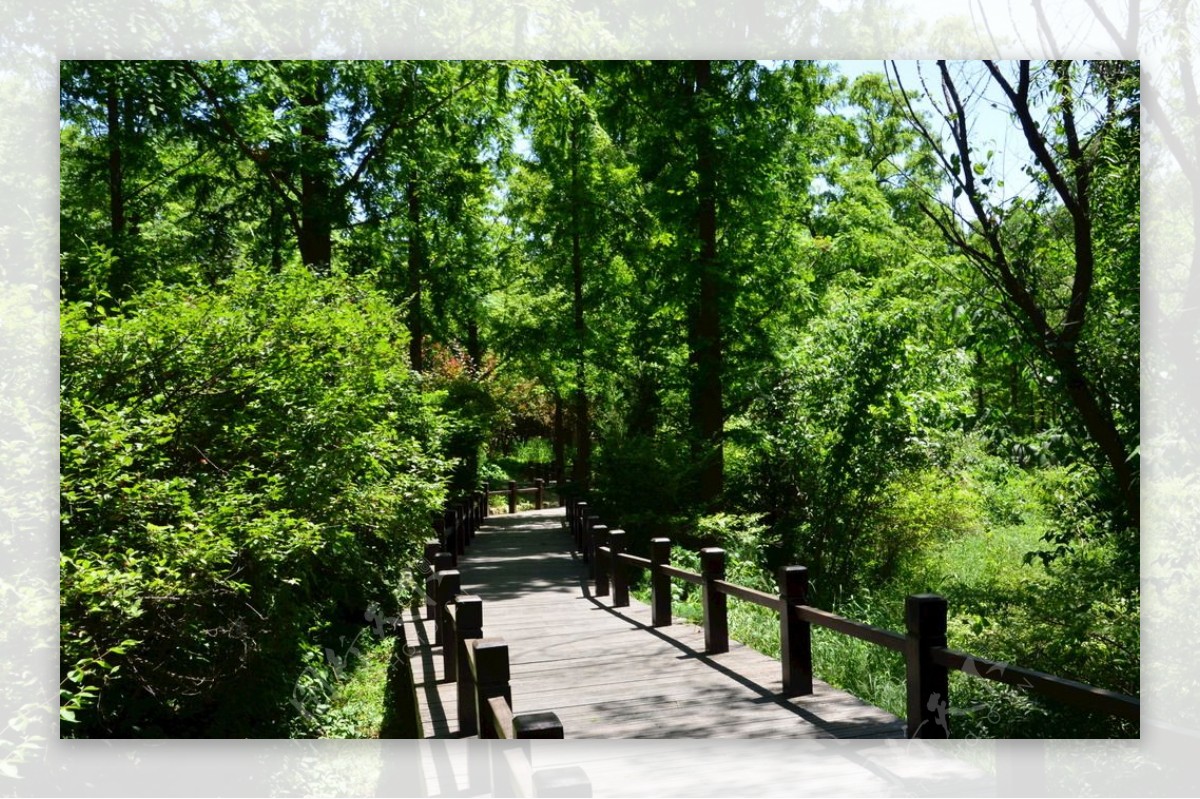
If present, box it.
[591,431,694,545]
[58,59,1138,740]
[60,265,448,736]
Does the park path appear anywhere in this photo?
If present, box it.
[404,507,907,740]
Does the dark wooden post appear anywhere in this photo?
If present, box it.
[514,711,564,739]
[779,566,813,696]
[456,503,467,556]
[905,593,950,739]
[433,514,445,550]
[535,478,545,510]
[472,639,511,739]
[593,526,610,597]
[432,553,455,642]
[700,548,728,655]
[651,538,671,627]
[573,502,587,551]
[585,515,600,565]
[482,482,490,517]
[532,767,591,798]
[423,541,439,620]
[455,595,483,736]
[508,480,517,514]
[609,530,628,608]
[436,569,460,660]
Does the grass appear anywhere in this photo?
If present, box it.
[628,508,1123,738]
[315,633,422,739]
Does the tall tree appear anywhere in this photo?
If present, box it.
[891,59,1140,531]
[586,60,825,512]
[690,60,725,509]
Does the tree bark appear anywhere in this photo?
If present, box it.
[690,59,725,511]
[407,177,425,372]
[553,392,566,486]
[297,77,333,271]
[569,108,591,490]
[105,73,128,300]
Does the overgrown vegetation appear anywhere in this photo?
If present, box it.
[60,267,446,736]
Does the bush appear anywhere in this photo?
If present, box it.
[60,265,449,736]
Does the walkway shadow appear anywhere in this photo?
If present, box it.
[578,578,903,738]
[405,612,460,739]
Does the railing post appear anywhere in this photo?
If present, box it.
[436,569,461,667]
[905,593,950,739]
[472,639,512,739]
[779,565,813,696]
[651,538,671,627]
[514,711,564,739]
[508,480,517,514]
[442,507,457,563]
[585,515,600,566]
[533,767,591,797]
[455,595,483,736]
[573,502,587,551]
[700,548,728,655]
[482,482,490,518]
[456,502,466,556]
[432,553,455,643]
[593,526,610,597]
[535,478,545,510]
[609,530,628,608]
[423,541,440,620]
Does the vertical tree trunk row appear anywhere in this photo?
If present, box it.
[691,59,725,511]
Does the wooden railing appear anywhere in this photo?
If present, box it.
[429,590,588,796]
[422,491,576,746]
[564,498,1139,739]
[484,479,558,515]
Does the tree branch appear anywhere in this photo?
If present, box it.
[180,61,303,240]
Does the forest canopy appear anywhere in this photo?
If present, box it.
[59,59,1138,738]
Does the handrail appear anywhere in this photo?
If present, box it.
[432,579,569,741]
[796,605,906,653]
[659,564,703,585]
[616,552,652,570]
[424,496,571,743]
[932,646,1139,721]
[713,579,784,612]
[565,498,1140,738]
[485,479,556,514]
[487,695,516,738]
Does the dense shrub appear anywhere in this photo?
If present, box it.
[60,265,449,736]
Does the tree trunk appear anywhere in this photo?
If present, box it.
[297,79,333,271]
[105,74,128,300]
[690,60,724,511]
[553,392,566,486]
[466,319,482,373]
[407,177,425,372]
[269,190,284,272]
[1050,346,1140,528]
[569,110,591,490]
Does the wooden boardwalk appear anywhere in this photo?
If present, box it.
[406,507,906,740]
